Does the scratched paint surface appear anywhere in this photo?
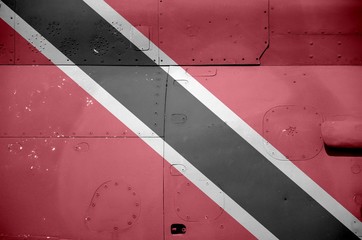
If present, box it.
[0,0,362,239]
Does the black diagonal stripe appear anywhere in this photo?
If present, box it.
[6,0,156,66]
[2,0,164,136]
[3,0,358,239]
[165,79,358,240]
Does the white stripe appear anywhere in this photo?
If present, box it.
[0,2,277,239]
[2,1,361,238]
[81,1,361,238]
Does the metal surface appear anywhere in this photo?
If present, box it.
[263,105,323,161]
[85,180,141,232]
[0,5,14,64]
[269,0,362,34]
[186,66,362,224]
[105,0,158,54]
[174,180,224,222]
[262,0,362,65]
[80,66,167,137]
[159,0,268,65]
[262,34,362,65]
[10,0,155,65]
[0,66,166,138]
[164,69,359,239]
[321,117,362,148]
[164,161,256,240]
[0,138,163,240]
[1,0,362,239]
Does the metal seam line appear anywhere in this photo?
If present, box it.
[82,0,362,236]
[0,2,278,239]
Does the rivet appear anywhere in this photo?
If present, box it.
[114,226,118,231]
[128,186,132,190]
[85,216,91,221]
[91,203,96,207]
[132,214,137,219]
[128,221,132,225]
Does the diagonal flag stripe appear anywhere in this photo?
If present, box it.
[80,1,362,236]
[0,2,275,239]
[77,1,362,238]
[4,0,157,66]
[1,0,361,239]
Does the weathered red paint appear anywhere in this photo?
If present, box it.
[0,19,258,239]
[262,0,362,65]
[0,19,14,64]
[106,0,268,65]
[190,66,362,220]
[164,165,257,240]
[0,28,137,137]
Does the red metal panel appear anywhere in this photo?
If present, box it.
[164,164,257,240]
[263,105,323,161]
[262,34,362,65]
[105,0,159,52]
[0,137,163,239]
[269,0,362,34]
[0,65,136,137]
[14,29,51,65]
[322,117,362,148]
[185,66,362,221]
[0,18,14,64]
[159,0,268,65]
[262,0,362,65]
